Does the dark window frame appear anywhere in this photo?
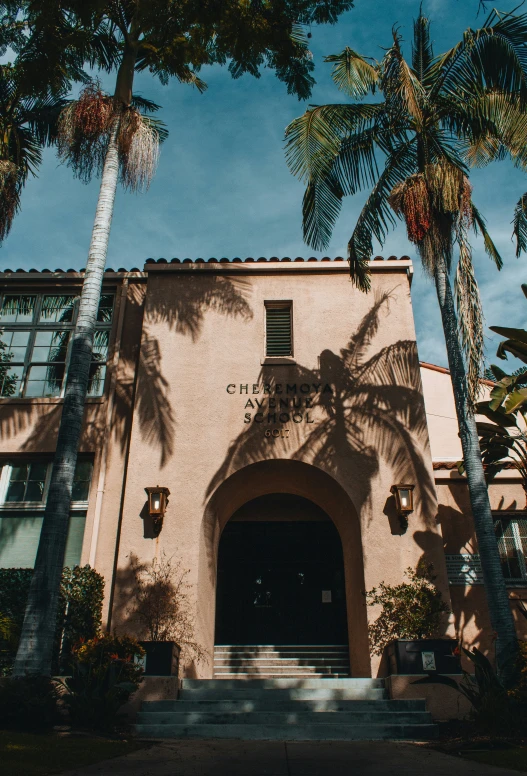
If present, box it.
[0,292,114,398]
[493,511,527,582]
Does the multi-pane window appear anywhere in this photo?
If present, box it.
[494,515,527,582]
[0,459,93,568]
[0,293,114,398]
[265,301,293,357]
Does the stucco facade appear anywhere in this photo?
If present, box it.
[1,256,526,681]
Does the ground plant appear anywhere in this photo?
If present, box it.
[416,644,527,736]
[0,675,59,731]
[365,561,450,655]
[127,552,207,669]
[285,6,527,679]
[62,633,144,732]
[0,566,103,673]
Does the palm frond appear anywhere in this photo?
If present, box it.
[412,12,434,83]
[131,94,162,114]
[285,103,381,183]
[324,48,379,97]
[302,174,345,250]
[348,138,417,292]
[471,203,503,269]
[381,32,425,125]
[432,13,527,103]
[513,192,527,256]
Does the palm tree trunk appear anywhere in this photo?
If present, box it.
[13,116,121,676]
[434,256,518,681]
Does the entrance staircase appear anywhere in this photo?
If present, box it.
[135,645,437,740]
[213,644,350,678]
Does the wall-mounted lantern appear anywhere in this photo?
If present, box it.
[390,484,415,531]
[145,486,170,531]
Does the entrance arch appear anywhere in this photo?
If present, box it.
[198,460,371,677]
[215,494,348,646]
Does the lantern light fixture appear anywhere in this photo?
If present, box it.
[390,484,415,530]
[145,486,170,526]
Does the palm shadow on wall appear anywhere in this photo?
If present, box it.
[206,291,436,527]
[0,273,253,465]
[0,270,254,557]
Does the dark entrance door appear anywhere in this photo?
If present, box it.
[215,503,348,645]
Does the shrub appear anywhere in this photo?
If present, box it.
[415,646,521,736]
[127,552,207,667]
[63,633,144,731]
[365,561,450,655]
[59,566,104,670]
[0,675,59,731]
[0,566,104,672]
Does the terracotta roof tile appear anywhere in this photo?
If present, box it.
[1,255,411,274]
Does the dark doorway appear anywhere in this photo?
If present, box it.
[215,495,348,645]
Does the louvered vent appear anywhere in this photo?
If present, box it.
[266,303,292,357]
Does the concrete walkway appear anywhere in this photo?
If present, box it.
[61,740,523,775]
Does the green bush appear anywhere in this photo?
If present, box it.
[365,561,450,655]
[415,646,524,736]
[63,633,144,732]
[0,566,104,672]
[0,676,59,731]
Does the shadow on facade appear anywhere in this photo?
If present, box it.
[205,291,435,530]
[194,294,449,677]
[0,273,254,555]
[0,273,253,462]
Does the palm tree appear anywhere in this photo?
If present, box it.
[13,0,356,676]
[285,9,527,678]
[0,63,67,243]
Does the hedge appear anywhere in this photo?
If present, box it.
[0,565,104,673]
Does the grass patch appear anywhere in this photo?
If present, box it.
[0,730,145,776]
[461,746,527,772]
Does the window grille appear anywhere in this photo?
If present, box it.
[0,293,114,398]
[265,302,292,357]
[0,458,93,568]
[494,514,527,582]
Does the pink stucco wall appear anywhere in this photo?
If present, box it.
[1,258,525,682]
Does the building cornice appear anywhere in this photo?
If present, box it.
[142,256,413,275]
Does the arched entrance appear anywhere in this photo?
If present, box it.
[215,494,348,646]
[199,459,371,677]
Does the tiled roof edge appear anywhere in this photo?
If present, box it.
[0,256,413,274]
[144,255,410,265]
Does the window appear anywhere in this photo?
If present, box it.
[0,293,114,398]
[494,514,527,582]
[0,459,93,568]
[265,301,293,357]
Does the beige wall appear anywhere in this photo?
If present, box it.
[3,259,525,680]
[107,260,452,678]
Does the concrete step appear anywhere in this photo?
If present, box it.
[134,722,439,741]
[210,666,348,679]
[182,678,383,690]
[142,698,427,713]
[213,659,350,664]
[214,645,349,650]
[179,687,387,701]
[213,666,350,675]
[136,710,432,725]
[214,649,349,661]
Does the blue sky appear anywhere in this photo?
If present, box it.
[2,0,527,369]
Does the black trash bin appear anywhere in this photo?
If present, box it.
[387,639,462,675]
[139,641,180,676]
